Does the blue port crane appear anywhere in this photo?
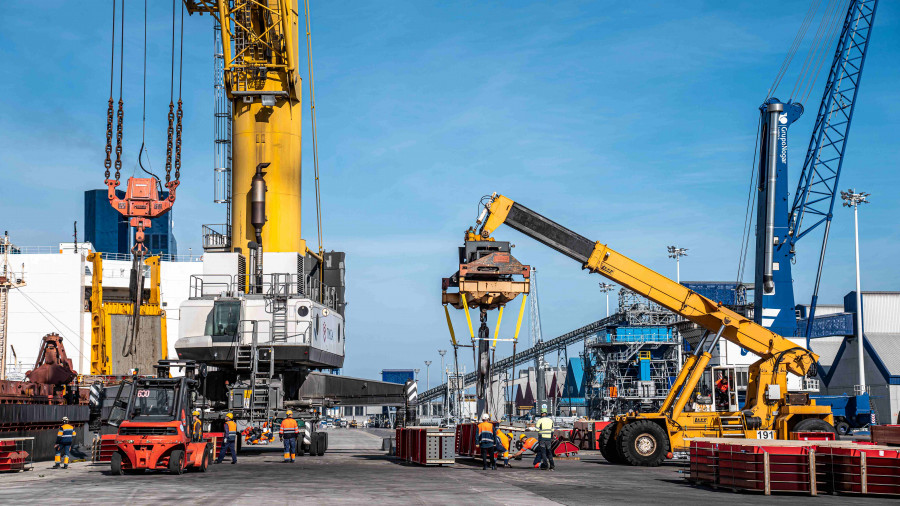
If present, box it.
[752,0,878,345]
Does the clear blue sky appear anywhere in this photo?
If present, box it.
[1,1,898,382]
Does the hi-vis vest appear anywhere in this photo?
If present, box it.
[224,420,238,442]
[522,437,538,450]
[56,424,75,445]
[536,417,553,439]
[280,418,299,438]
[477,421,495,447]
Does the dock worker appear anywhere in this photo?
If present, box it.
[280,410,300,462]
[476,413,497,470]
[535,409,555,471]
[216,413,238,465]
[53,416,75,469]
[510,434,541,467]
[191,410,203,442]
[495,429,513,468]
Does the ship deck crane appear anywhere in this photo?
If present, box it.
[469,193,833,466]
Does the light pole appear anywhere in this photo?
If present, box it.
[842,189,870,392]
[424,361,431,391]
[438,350,446,418]
[598,283,615,317]
[667,246,688,283]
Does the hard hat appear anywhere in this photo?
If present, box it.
[519,434,526,440]
[192,410,200,416]
[226,413,234,419]
[286,410,293,416]
[481,413,490,421]
[62,416,69,423]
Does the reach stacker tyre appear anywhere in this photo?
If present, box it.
[598,423,625,464]
[792,417,837,435]
[617,420,669,467]
[111,452,124,476]
[316,432,327,456]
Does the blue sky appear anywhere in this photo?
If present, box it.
[1,1,898,382]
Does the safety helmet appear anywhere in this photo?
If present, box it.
[541,409,548,415]
[226,413,234,419]
[519,434,526,440]
[62,416,69,423]
[481,413,490,421]
[286,410,293,416]
[192,410,200,416]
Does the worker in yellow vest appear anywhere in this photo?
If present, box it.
[216,413,238,464]
[53,417,75,469]
[495,430,513,468]
[535,409,555,471]
[280,410,300,462]
[191,410,203,442]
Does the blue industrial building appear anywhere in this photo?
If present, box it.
[84,189,177,256]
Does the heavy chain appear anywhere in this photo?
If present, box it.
[114,98,124,183]
[104,98,114,179]
[165,100,174,183]
[174,99,183,181]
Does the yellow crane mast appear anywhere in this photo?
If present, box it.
[465,193,834,466]
[185,0,303,254]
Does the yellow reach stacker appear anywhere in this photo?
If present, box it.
[462,193,834,466]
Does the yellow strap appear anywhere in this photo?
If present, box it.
[492,306,504,348]
[513,294,527,342]
[443,305,457,347]
[461,293,475,340]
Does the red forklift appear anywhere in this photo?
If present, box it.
[107,361,213,475]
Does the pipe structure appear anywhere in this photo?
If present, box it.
[763,102,784,294]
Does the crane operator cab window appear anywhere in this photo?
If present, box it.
[206,300,241,340]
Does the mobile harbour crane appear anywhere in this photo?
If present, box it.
[466,193,835,467]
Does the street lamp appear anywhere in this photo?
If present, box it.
[424,360,432,391]
[667,246,688,283]
[438,350,447,419]
[414,368,420,383]
[842,189,870,392]
[598,282,615,317]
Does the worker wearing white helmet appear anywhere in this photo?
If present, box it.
[476,413,497,470]
[53,416,75,469]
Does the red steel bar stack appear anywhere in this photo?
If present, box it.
[396,427,455,466]
[0,440,29,472]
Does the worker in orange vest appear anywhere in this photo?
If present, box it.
[510,434,545,468]
[280,410,300,462]
[475,413,497,470]
[216,413,238,464]
[53,417,75,469]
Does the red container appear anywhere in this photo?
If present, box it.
[203,432,224,456]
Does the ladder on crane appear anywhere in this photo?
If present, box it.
[0,233,25,381]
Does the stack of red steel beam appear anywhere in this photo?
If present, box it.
[0,440,28,471]
[817,445,900,496]
[395,427,455,465]
[688,437,900,497]
[92,434,118,463]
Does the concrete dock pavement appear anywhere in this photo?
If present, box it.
[1,429,897,505]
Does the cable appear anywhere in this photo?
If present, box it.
[304,0,324,259]
[736,114,762,285]
[14,289,89,363]
[135,0,162,193]
[768,0,823,99]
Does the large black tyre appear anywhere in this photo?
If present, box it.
[169,449,185,475]
[617,420,669,467]
[316,432,326,456]
[598,423,625,464]
[110,452,124,476]
[308,432,319,456]
[834,419,851,436]
[792,417,837,436]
